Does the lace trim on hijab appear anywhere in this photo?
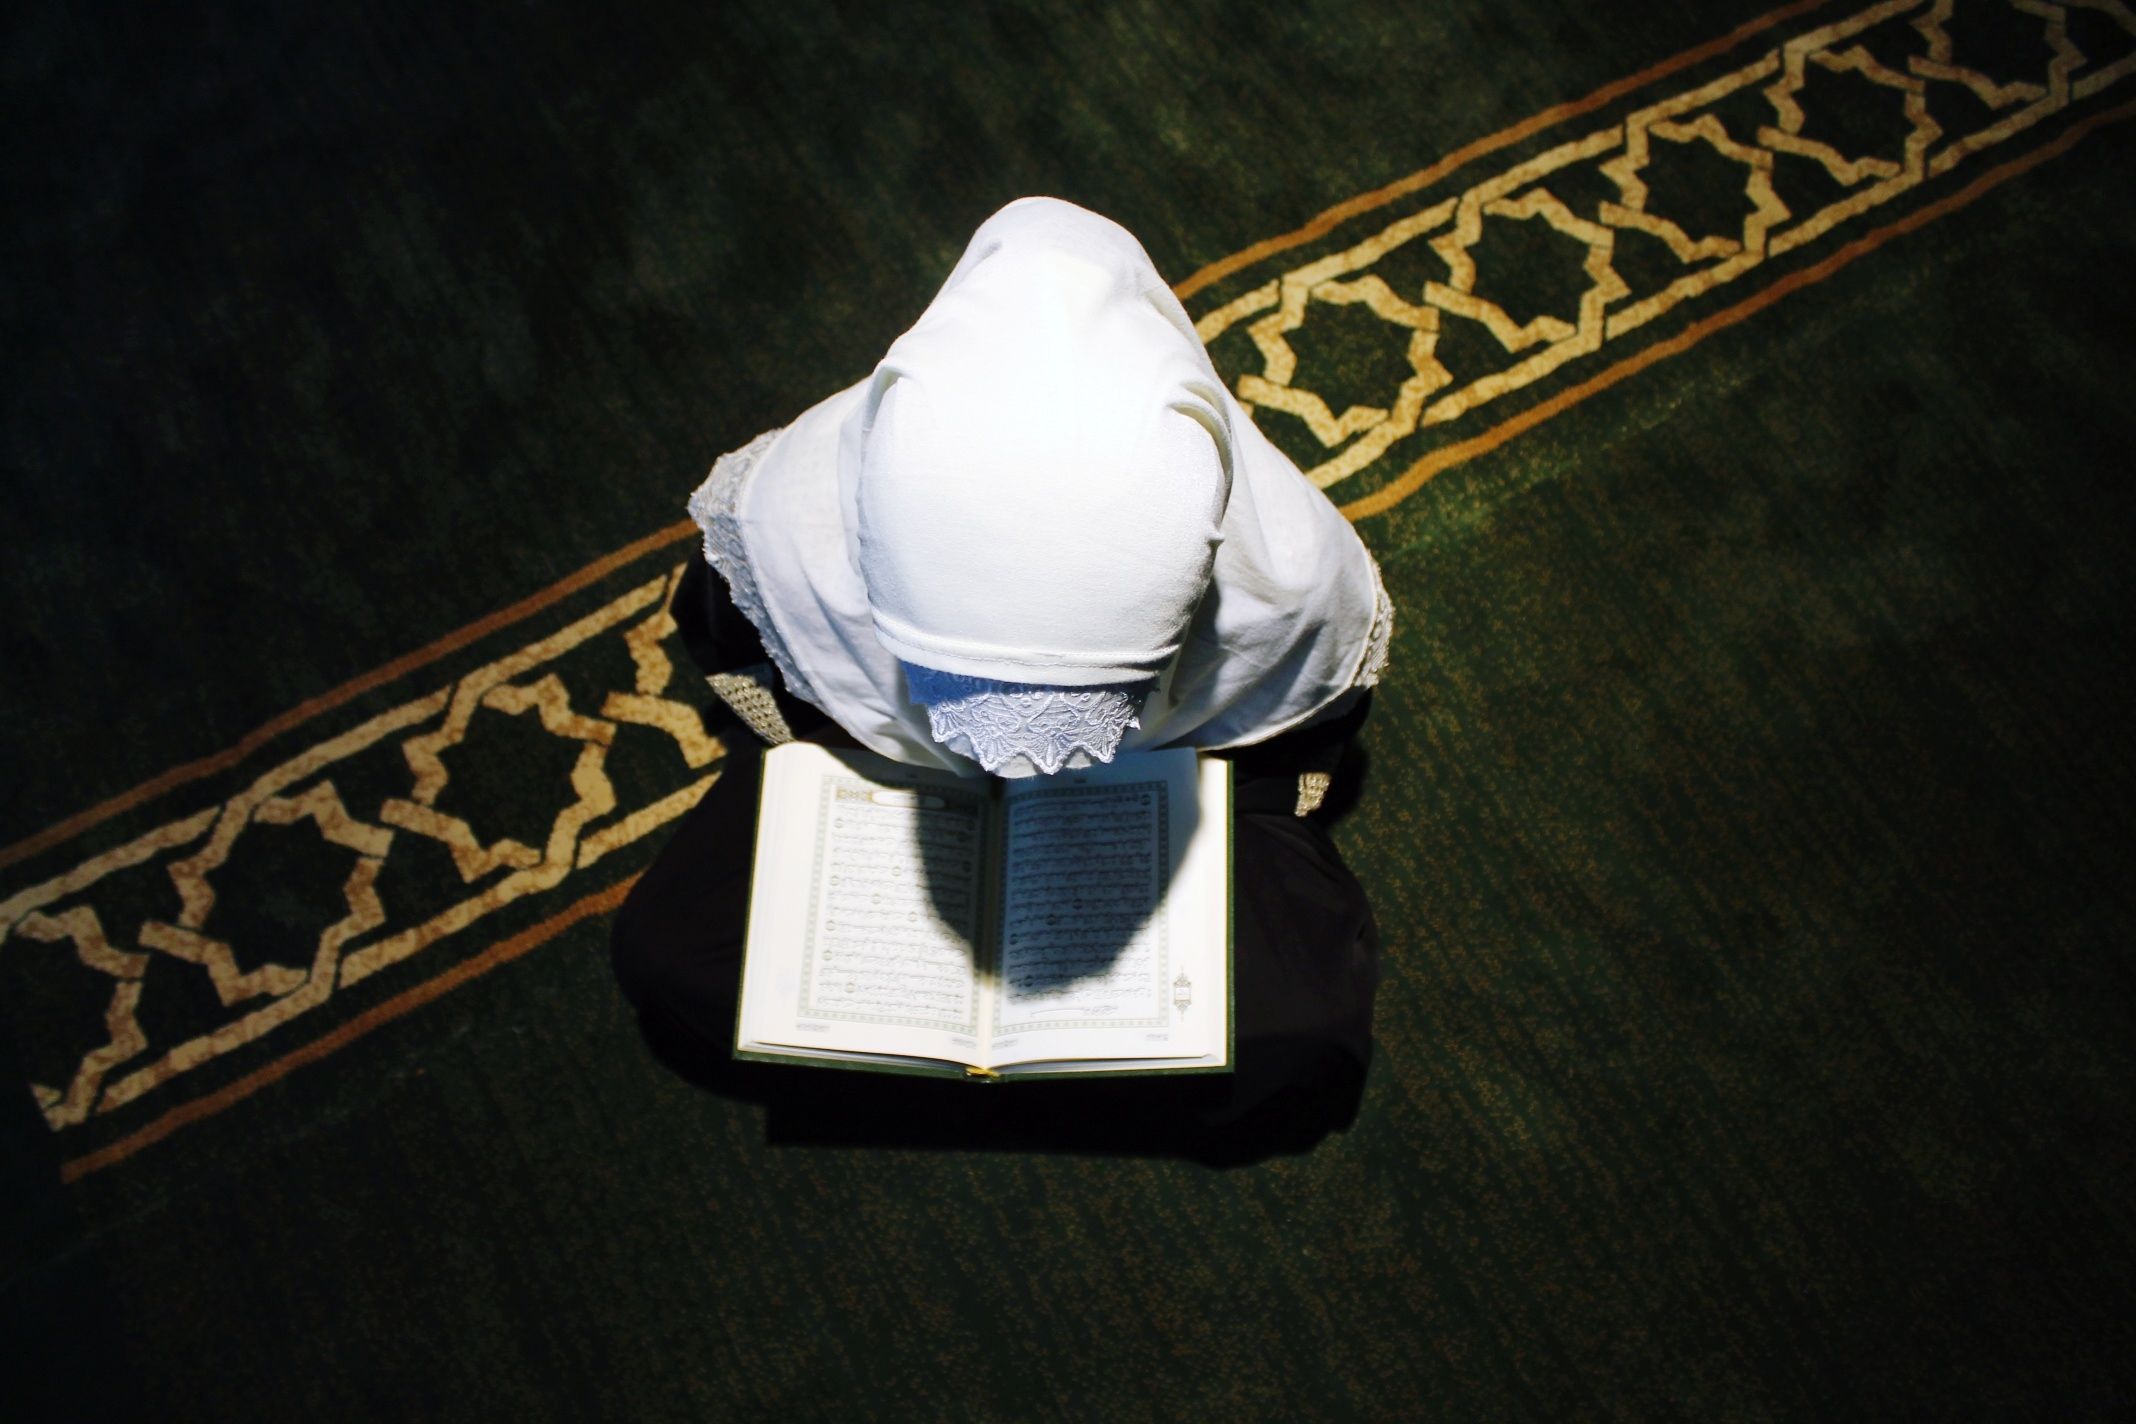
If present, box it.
[903,663,1146,776]
[685,426,823,709]
[1358,549,1395,688]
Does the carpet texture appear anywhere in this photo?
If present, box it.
[4,1,2133,1418]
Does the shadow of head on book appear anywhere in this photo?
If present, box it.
[805,741,1205,996]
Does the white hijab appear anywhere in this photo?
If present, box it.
[697,196,1389,776]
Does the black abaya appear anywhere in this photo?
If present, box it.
[609,558,1383,1155]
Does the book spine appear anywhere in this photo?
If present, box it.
[976,782,1005,1065]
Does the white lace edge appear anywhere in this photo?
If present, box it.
[684,426,824,710]
[903,662,1147,777]
[1357,548,1394,689]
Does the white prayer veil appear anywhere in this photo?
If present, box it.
[853,198,1236,774]
[694,197,1390,778]
[858,209,1230,684]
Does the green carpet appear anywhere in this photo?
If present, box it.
[5,0,2133,1417]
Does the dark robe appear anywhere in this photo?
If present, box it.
[609,557,1383,1161]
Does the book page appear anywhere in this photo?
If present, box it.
[988,750,1226,1070]
[735,743,996,1067]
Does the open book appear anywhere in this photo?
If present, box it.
[733,740,1232,1080]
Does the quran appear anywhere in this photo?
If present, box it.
[733,740,1232,1080]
